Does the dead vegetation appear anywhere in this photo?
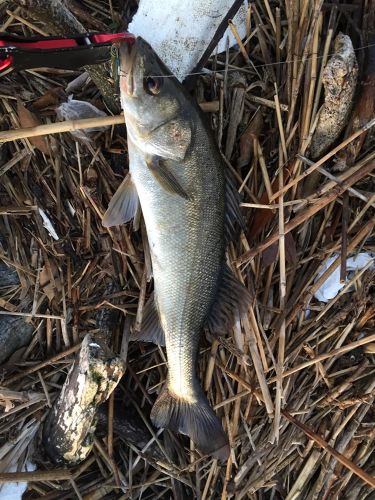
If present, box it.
[0,0,374,498]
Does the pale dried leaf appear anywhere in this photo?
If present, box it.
[16,98,50,155]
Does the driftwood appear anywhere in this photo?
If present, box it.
[0,315,34,365]
[0,261,19,287]
[334,34,375,170]
[43,334,125,464]
[0,262,33,364]
[310,33,358,159]
[303,33,358,197]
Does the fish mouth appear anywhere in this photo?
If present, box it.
[119,40,138,96]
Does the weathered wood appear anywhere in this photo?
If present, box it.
[310,33,358,160]
[43,334,125,464]
[0,260,19,287]
[0,315,34,364]
[95,282,121,344]
[0,261,34,364]
[303,33,359,197]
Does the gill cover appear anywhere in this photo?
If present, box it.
[119,37,193,161]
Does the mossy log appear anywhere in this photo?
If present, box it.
[43,334,125,464]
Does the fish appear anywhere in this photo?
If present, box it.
[103,37,251,460]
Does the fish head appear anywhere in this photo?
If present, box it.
[119,37,192,160]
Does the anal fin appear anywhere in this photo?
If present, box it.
[130,293,165,346]
[206,264,252,335]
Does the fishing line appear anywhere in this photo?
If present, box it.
[124,41,375,79]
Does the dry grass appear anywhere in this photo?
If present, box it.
[0,1,374,498]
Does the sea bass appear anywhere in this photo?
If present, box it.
[103,37,250,459]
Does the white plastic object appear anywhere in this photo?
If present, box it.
[0,462,36,500]
[314,253,375,302]
[128,0,248,81]
[56,96,109,140]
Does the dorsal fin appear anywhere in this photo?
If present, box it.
[206,264,252,334]
[224,167,245,242]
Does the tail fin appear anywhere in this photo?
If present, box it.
[150,385,229,460]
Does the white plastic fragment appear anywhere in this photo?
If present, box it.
[314,253,375,302]
[38,208,59,241]
[129,0,248,81]
[0,461,36,500]
[56,96,109,140]
[66,200,76,217]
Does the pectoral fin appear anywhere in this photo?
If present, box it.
[146,157,190,200]
[102,174,140,227]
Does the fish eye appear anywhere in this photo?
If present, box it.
[144,76,162,95]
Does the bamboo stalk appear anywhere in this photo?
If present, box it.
[274,85,287,162]
[273,142,286,443]
[5,9,49,35]
[247,94,288,111]
[0,6,21,30]
[0,99,219,144]
[0,469,72,483]
[256,139,274,202]
[3,343,81,386]
[0,115,125,143]
[228,19,261,78]
[296,154,375,207]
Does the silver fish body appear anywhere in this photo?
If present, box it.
[103,38,250,459]
[131,119,225,392]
